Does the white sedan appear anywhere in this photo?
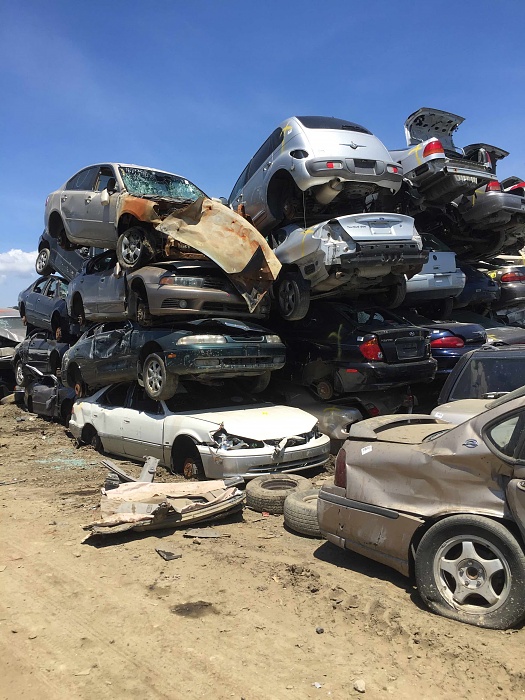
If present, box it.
[69,381,330,480]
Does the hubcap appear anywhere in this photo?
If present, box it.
[15,364,24,385]
[434,536,510,613]
[279,281,297,316]
[121,231,142,265]
[146,359,163,393]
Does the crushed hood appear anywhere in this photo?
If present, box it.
[193,405,317,440]
[117,195,281,312]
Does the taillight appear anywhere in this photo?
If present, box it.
[364,403,381,417]
[325,161,343,169]
[501,272,525,283]
[430,336,465,348]
[486,181,502,192]
[387,164,400,174]
[359,336,383,361]
[334,448,347,488]
[423,140,445,157]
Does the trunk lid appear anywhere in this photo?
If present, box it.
[404,107,464,151]
[336,213,417,242]
[302,128,393,163]
[420,250,458,275]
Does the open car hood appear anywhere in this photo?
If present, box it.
[404,107,464,150]
[117,195,281,312]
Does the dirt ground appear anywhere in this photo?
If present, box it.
[1,399,524,700]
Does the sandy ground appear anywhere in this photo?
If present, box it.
[0,399,524,700]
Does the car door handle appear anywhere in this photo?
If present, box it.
[85,196,92,203]
[123,419,131,423]
[263,161,272,171]
[61,194,67,201]
[100,277,105,282]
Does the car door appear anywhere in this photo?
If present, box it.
[60,167,99,242]
[78,252,125,319]
[24,278,48,325]
[92,322,135,385]
[26,332,52,373]
[34,278,60,329]
[82,165,119,247]
[121,384,165,459]
[92,383,131,456]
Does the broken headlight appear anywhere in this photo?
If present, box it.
[177,334,227,345]
[159,275,204,287]
[265,334,282,344]
[211,428,264,450]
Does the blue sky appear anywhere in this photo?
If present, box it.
[1,0,524,306]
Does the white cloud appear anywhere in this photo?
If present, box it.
[0,249,37,276]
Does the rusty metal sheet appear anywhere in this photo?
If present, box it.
[116,195,281,312]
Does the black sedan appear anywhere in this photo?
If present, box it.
[399,310,487,377]
[62,318,286,401]
[273,302,436,399]
[12,330,70,387]
[22,365,76,425]
[18,275,70,340]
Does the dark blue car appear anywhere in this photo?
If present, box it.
[18,275,70,341]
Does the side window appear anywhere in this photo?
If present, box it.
[94,166,117,192]
[99,383,130,408]
[269,127,284,153]
[229,163,250,203]
[33,279,48,294]
[486,411,525,459]
[65,167,98,191]
[247,135,274,179]
[58,280,68,298]
[46,279,58,297]
[130,386,163,415]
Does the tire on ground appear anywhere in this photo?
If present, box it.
[245,474,312,514]
[283,488,322,537]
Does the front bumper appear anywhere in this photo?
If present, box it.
[198,435,330,480]
[149,285,270,320]
[164,344,286,377]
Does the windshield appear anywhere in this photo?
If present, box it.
[0,315,24,332]
[450,356,525,401]
[297,116,372,135]
[119,167,206,201]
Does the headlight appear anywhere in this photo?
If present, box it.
[212,428,264,450]
[176,334,227,345]
[159,276,204,287]
[265,334,282,344]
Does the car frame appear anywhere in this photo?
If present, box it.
[61,318,286,401]
[69,381,330,480]
[318,391,525,628]
[229,116,404,236]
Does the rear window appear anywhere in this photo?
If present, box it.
[449,356,525,400]
[338,307,407,328]
[297,116,372,135]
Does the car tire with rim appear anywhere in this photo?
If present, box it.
[72,368,88,398]
[143,353,178,401]
[283,488,322,537]
[51,313,67,342]
[246,474,313,514]
[14,360,27,388]
[275,271,310,321]
[136,298,153,327]
[415,514,525,629]
[72,296,86,327]
[116,227,152,272]
[182,449,206,480]
[35,247,53,276]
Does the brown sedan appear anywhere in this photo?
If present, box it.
[318,389,525,629]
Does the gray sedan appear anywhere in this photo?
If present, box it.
[66,251,271,325]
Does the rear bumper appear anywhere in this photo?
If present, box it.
[304,158,403,192]
[340,243,427,270]
[334,358,436,392]
[405,271,465,301]
[462,192,525,225]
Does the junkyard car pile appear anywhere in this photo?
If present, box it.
[9,110,525,629]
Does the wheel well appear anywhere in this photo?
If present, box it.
[267,170,299,218]
[49,351,60,372]
[117,214,147,235]
[138,341,163,368]
[71,292,84,314]
[81,423,97,445]
[19,303,25,317]
[38,242,50,253]
[66,362,81,387]
[130,278,148,301]
[51,311,61,327]
[407,513,521,580]
[48,212,64,238]
[171,435,199,473]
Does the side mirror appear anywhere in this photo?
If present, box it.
[212,196,229,207]
[100,189,110,206]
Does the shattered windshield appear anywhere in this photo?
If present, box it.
[0,316,24,332]
[119,167,206,201]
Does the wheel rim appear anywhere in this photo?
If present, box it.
[145,358,164,394]
[278,280,297,316]
[36,250,49,273]
[120,230,142,265]
[183,457,198,479]
[433,535,511,614]
[15,363,24,386]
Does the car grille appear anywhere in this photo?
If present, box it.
[227,334,266,342]
[202,278,233,291]
[265,431,312,448]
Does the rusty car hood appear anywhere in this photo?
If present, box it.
[117,195,281,312]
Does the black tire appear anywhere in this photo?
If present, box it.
[35,247,53,276]
[245,474,313,514]
[14,360,27,388]
[57,225,76,251]
[237,371,271,394]
[415,514,525,629]
[143,353,178,401]
[116,227,152,272]
[83,425,102,452]
[60,400,73,426]
[51,313,67,342]
[374,275,407,309]
[275,271,310,321]
[284,488,322,538]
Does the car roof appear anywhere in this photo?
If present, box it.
[70,163,186,179]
